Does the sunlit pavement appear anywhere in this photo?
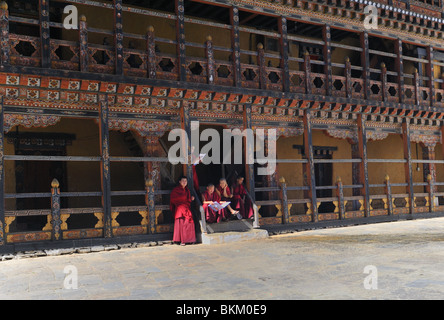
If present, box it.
[2,217,444,300]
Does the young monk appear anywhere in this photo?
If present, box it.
[170,176,196,246]
[231,176,254,219]
[202,184,222,223]
[216,178,240,220]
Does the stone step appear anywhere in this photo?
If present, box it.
[201,229,269,245]
[205,219,254,234]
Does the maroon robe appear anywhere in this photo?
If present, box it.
[192,165,200,195]
[216,185,232,220]
[232,183,254,219]
[202,190,222,223]
[170,185,196,244]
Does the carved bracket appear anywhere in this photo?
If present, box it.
[4,114,61,133]
[105,119,175,137]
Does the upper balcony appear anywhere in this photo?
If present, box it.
[2,0,444,114]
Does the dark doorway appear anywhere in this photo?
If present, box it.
[161,124,248,195]
[314,153,335,214]
[194,124,246,190]
[294,144,337,214]
[7,132,74,230]
[17,149,66,210]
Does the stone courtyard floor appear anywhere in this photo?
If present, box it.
[1,217,444,300]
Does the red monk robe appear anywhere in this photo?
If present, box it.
[231,178,254,219]
[202,188,222,223]
[170,179,196,245]
[216,180,236,220]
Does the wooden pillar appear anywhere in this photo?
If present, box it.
[360,32,370,100]
[39,0,51,68]
[427,46,435,107]
[441,125,444,206]
[351,141,361,210]
[357,114,370,217]
[243,104,255,200]
[176,0,187,82]
[441,73,444,91]
[50,179,61,241]
[230,6,241,88]
[345,57,352,99]
[114,0,124,75]
[261,129,278,215]
[257,43,267,90]
[303,51,312,94]
[427,174,435,213]
[336,177,345,220]
[0,96,5,245]
[143,136,163,192]
[0,1,10,68]
[422,144,437,193]
[395,39,404,104]
[146,26,157,79]
[303,110,317,223]
[380,62,387,102]
[99,94,112,238]
[385,174,393,216]
[278,16,290,92]
[79,15,88,73]
[402,120,415,214]
[180,103,193,191]
[323,24,333,96]
[145,179,156,234]
[205,35,215,85]
[413,68,420,106]
[279,177,289,224]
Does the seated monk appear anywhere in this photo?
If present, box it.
[170,176,196,246]
[216,178,240,220]
[202,184,222,223]
[231,176,254,219]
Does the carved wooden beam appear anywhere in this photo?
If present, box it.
[39,0,50,69]
[357,114,370,218]
[99,94,112,238]
[402,120,415,214]
[303,110,317,223]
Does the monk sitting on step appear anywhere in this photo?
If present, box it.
[231,176,254,219]
[216,178,241,220]
[202,184,222,223]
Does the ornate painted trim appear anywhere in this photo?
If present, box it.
[325,128,358,144]
[4,114,61,132]
[410,131,440,147]
[107,119,176,137]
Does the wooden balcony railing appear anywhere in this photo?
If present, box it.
[256,167,444,228]
[1,2,444,111]
[5,163,443,244]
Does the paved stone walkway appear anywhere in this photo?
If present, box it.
[1,217,444,299]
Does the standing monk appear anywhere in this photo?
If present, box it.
[216,178,240,220]
[231,176,254,219]
[170,176,196,245]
